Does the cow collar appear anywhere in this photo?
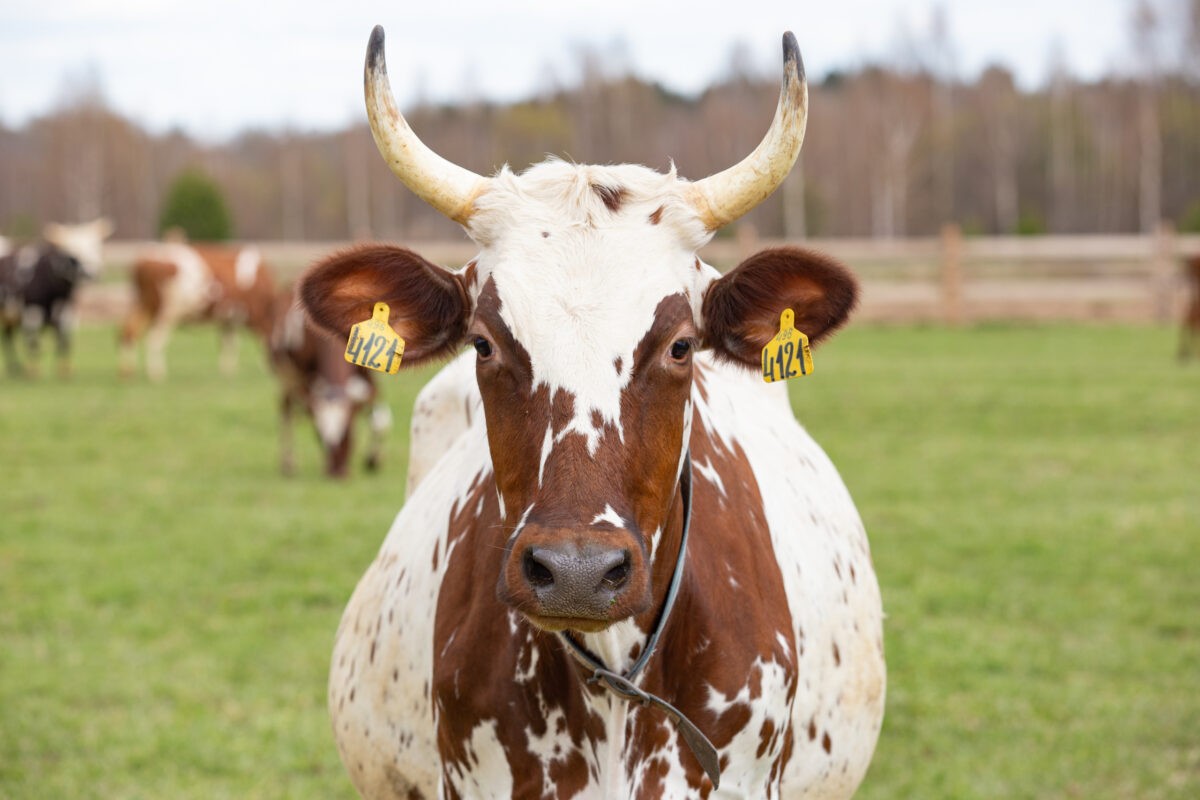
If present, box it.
[558,452,721,789]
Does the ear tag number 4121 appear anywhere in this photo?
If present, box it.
[761,308,813,383]
[345,302,405,375]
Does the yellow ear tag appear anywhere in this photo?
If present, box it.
[761,308,813,383]
[344,302,405,375]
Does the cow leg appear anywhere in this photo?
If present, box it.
[20,305,44,377]
[218,319,239,377]
[2,318,21,376]
[280,392,296,477]
[146,320,172,382]
[364,402,392,472]
[52,303,73,378]
[119,309,148,378]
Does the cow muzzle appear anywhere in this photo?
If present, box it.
[499,526,650,632]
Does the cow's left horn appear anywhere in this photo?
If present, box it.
[364,26,490,225]
[686,32,808,231]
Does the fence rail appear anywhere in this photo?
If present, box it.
[82,228,1200,325]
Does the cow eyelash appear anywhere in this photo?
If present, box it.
[473,336,494,359]
[669,339,692,361]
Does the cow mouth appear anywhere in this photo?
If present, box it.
[521,612,614,634]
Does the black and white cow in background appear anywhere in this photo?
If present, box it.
[0,219,112,377]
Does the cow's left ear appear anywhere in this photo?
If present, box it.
[701,246,858,368]
[300,244,470,367]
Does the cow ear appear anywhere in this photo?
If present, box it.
[701,246,858,368]
[300,244,470,367]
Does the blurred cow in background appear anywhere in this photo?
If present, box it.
[269,290,392,478]
[119,242,276,381]
[1,218,112,377]
[1181,256,1200,361]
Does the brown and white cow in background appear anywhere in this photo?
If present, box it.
[1,219,112,377]
[270,290,392,478]
[301,27,885,799]
[119,242,275,381]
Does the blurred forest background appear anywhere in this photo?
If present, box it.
[2,0,1199,244]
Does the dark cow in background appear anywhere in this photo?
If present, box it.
[1,219,112,377]
[302,27,884,799]
[269,290,391,478]
[119,242,276,381]
[1180,256,1200,361]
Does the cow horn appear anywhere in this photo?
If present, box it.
[686,32,809,231]
[364,26,490,225]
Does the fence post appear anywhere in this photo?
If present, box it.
[940,223,964,325]
[1151,220,1176,323]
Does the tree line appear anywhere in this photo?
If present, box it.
[2,2,1199,243]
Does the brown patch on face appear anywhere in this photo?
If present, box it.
[648,205,665,225]
[613,356,623,376]
[471,278,538,521]
[591,183,627,213]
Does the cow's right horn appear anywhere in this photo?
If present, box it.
[686,32,809,232]
[364,26,490,225]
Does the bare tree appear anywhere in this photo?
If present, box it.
[1047,42,1076,232]
[1133,0,1163,233]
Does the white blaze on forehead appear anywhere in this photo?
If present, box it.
[469,162,719,455]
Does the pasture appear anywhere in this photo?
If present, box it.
[1,322,1197,798]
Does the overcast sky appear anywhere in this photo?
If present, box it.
[0,0,1146,141]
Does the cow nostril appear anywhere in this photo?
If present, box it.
[601,553,631,590]
[523,550,555,588]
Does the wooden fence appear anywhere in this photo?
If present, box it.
[83,227,1200,325]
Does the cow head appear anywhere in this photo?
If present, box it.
[301,27,857,633]
[43,218,113,278]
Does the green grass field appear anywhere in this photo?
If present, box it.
[1,323,1197,798]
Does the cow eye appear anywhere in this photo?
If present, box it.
[473,336,494,359]
[669,339,692,361]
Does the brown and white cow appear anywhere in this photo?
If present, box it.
[1179,256,1200,361]
[270,290,391,478]
[119,242,275,381]
[300,27,885,799]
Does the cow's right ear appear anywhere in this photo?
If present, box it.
[300,245,470,367]
[700,246,859,369]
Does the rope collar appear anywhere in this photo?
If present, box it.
[558,452,721,788]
